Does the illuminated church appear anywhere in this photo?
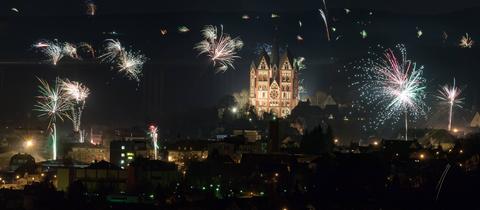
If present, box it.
[249,42,299,118]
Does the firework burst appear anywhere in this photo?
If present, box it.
[437,79,463,131]
[34,78,71,159]
[60,79,90,142]
[33,40,64,65]
[33,40,83,65]
[99,39,147,81]
[98,39,124,63]
[63,42,80,59]
[61,79,90,102]
[459,33,474,48]
[195,25,243,73]
[353,44,427,139]
[294,57,306,71]
[117,50,147,81]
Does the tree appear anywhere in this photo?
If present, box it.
[300,123,334,154]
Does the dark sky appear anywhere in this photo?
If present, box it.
[0,0,480,129]
[2,0,480,15]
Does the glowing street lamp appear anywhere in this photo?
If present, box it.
[24,138,34,149]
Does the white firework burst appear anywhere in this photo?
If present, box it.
[195,25,243,73]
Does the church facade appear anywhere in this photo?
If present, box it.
[249,46,299,118]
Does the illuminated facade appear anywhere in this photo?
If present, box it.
[249,46,299,117]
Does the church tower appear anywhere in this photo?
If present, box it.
[249,40,299,118]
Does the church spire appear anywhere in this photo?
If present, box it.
[271,27,280,67]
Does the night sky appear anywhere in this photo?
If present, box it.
[1,0,480,129]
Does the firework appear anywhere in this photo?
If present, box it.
[442,31,448,42]
[437,79,463,131]
[34,78,71,160]
[160,28,168,36]
[178,26,190,33]
[360,30,368,39]
[298,79,308,101]
[63,42,80,59]
[294,57,306,71]
[33,40,82,65]
[61,79,90,102]
[78,42,95,57]
[417,29,423,38]
[85,0,96,16]
[99,39,147,81]
[33,40,64,65]
[459,33,474,48]
[255,43,273,55]
[98,39,124,63]
[353,44,427,140]
[318,9,330,41]
[60,79,90,142]
[194,25,243,73]
[117,50,147,81]
[148,125,159,160]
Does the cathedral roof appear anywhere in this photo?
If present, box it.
[256,50,271,67]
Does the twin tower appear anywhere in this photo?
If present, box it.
[249,40,299,118]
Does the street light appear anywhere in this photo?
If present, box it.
[231,107,238,113]
[419,153,425,160]
[24,139,34,149]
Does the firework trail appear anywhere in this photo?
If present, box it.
[60,79,90,142]
[194,25,243,73]
[459,33,474,48]
[352,44,427,139]
[34,78,71,160]
[437,78,463,131]
[318,9,330,41]
[148,125,159,160]
[322,0,328,15]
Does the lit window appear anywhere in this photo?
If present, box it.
[127,156,133,160]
